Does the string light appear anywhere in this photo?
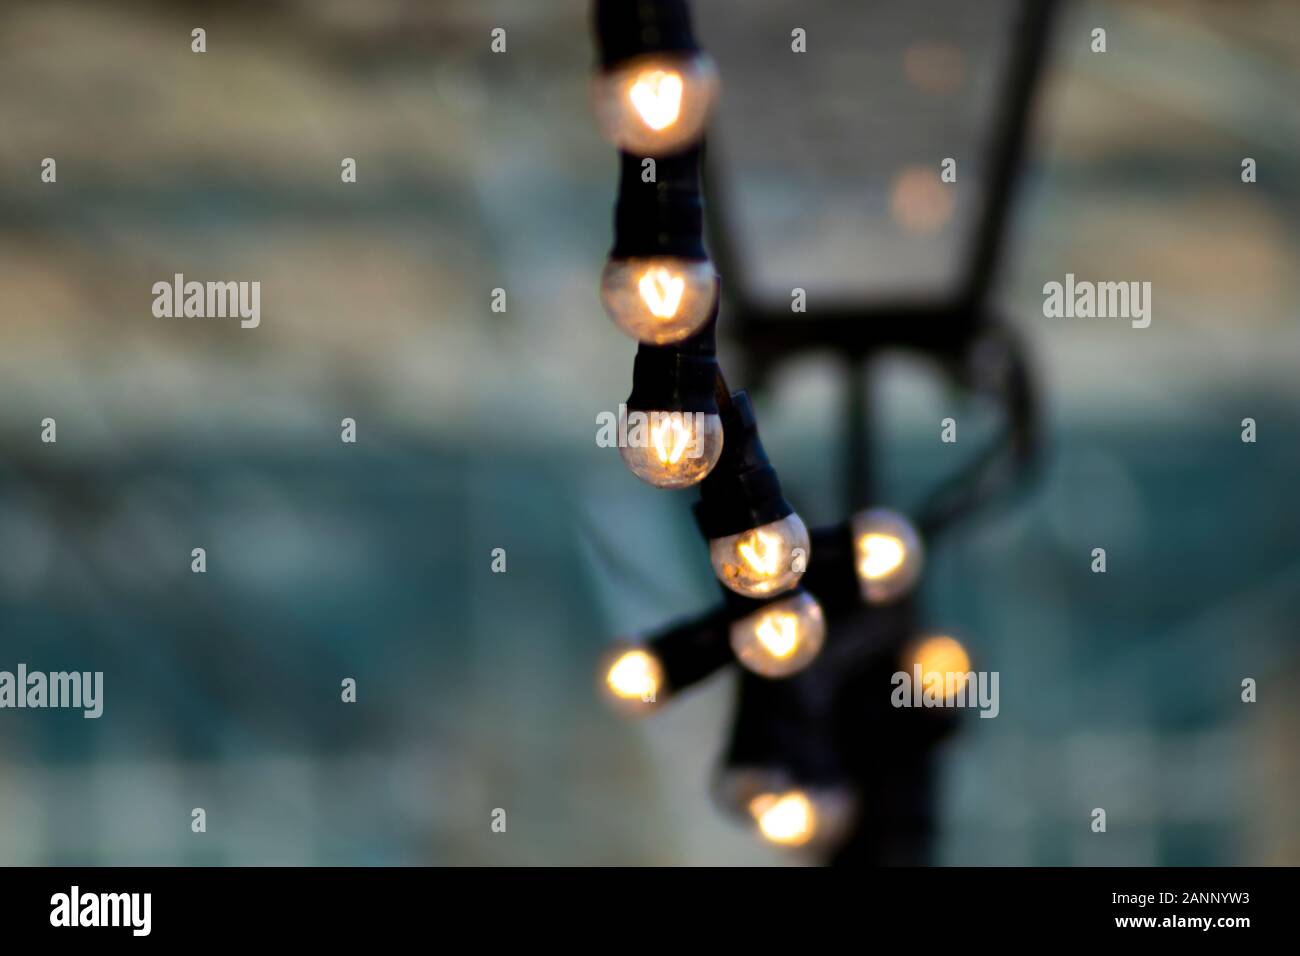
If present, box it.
[600,646,665,714]
[716,751,857,853]
[601,258,717,344]
[590,0,836,848]
[592,57,719,154]
[747,789,857,849]
[617,312,724,488]
[587,0,1044,860]
[595,5,718,345]
[709,515,811,598]
[590,0,719,155]
[602,151,718,344]
[729,589,825,678]
[907,634,973,703]
[696,392,811,599]
[750,791,817,846]
[597,608,734,717]
[850,508,924,605]
[619,409,724,487]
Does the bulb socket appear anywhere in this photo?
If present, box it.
[611,149,707,259]
[593,0,701,68]
[693,390,795,540]
[719,667,845,789]
[647,605,734,694]
[625,308,719,413]
[718,583,813,627]
[800,522,862,613]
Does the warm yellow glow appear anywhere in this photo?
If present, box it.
[737,528,783,578]
[637,267,686,319]
[754,611,800,660]
[619,410,723,488]
[850,510,922,604]
[857,532,906,580]
[912,635,971,700]
[729,591,824,677]
[628,70,684,130]
[650,414,692,465]
[750,792,816,846]
[711,515,809,599]
[605,649,662,702]
[602,258,716,344]
[593,55,717,155]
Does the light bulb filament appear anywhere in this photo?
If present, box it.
[858,533,906,580]
[637,267,686,319]
[755,612,799,659]
[606,650,660,702]
[750,792,815,846]
[628,70,684,130]
[738,529,783,577]
[650,415,692,465]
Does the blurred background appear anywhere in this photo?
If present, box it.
[1,0,1297,864]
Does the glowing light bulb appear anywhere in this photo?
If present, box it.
[709,513,809,598]
[750,792,815,846]
[717,770,857,850]
[619,409,723,488]
[908,634,972,703]
[600,646,665,715]
[629,70,683,129]
[601,257,717,344]
[729,590,824,678]
[638,267,685,317]
[756,612,798,657]
[653,417,690,463]
[850,509,923,604]
[592,53,719,154]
